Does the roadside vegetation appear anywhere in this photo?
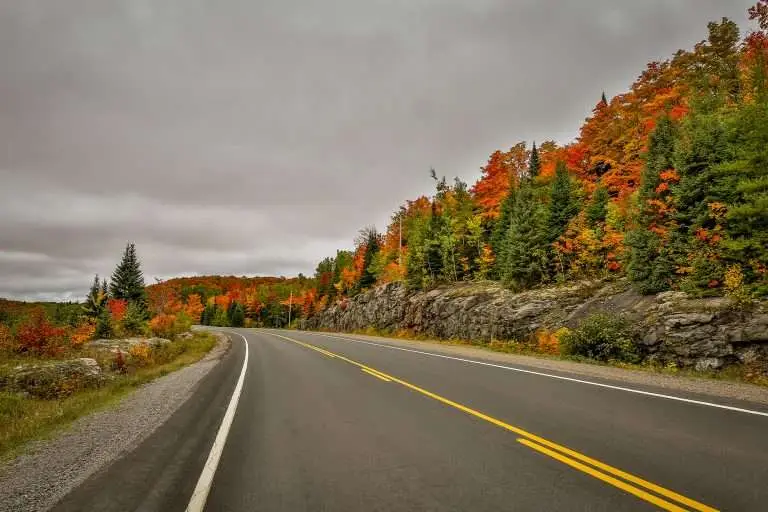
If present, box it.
[336,315,768,388]
[0,244,219,460]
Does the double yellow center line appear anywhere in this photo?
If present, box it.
[266,331,718,512]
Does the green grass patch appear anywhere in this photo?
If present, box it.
[0,331,217,461]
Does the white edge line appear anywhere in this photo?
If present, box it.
[300,331,768,418]
[186,332,249,512]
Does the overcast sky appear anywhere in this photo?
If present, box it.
[0,0,756,301]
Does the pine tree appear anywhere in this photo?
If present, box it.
[722,101,768,294]
[230,303,246,327]
[668,109,731,295]
[122,302,147,336]
[500,183,550,290]
[110,243,147,312]
[547,161,579,243]
[626,116,678,294]
[357,227,380,291]
[528,142,541,179]
[83,274,107,318]
[586,185,609,228]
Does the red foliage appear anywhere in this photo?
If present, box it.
[15,309,67,356]
[107,299,128,321]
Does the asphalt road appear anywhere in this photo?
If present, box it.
[54,329,768,511]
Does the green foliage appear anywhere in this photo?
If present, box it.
[560,314,640,363]
[586,185,609,227]
[627,116,678,294]
[94,309,113,340]
[528,142,541,179]
[83,274,107,319]
[229,302,246,327]
[356,227,380,291]
[109,243,147,314]
[122,302,148,336]
[499,183,550,290]
[547,161,579,243]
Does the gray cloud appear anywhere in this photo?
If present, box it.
[0,0,755,300]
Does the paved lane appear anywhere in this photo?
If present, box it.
[52,328,768,511]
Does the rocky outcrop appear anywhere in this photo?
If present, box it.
[302,280,768,374]
[3,358,106,399]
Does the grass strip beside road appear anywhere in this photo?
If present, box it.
[0,332,217,462]
[266,331,719,512]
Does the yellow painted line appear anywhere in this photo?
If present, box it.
[517,438,687,512]
[264,331,718,512]
[362,368,391,382]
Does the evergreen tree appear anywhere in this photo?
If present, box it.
[425,202,445,282]
[83,274,107,318]
[669,109,731,294]
[230,303,246,327]
[500,183,550,290]
[586,185,609,228]
[547,161,579,243]
[722,101,768,294]
[528,142,541,179]
[122,302,147,336]
[357,227,380,291]
[95,308,113,339]
[110,243,147,311]
[101,279,109,300]
[626,116,678,293]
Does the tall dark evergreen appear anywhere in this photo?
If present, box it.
[547,161,579,243]
[356,227,381,291]
[626,116,678,294]
[528,142,541,179]
[499,183,550,290]
[110,243,147,310]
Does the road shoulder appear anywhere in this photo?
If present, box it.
[305,330,768,407]
[0,332,230,512]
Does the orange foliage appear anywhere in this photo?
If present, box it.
[472,143,527,219]
[149,313,177,338]
[70,322,96,347]
[184,294,205,323]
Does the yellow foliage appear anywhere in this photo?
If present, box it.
[128,342,152,366]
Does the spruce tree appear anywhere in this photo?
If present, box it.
[500,183,550,290]
[230,303,246,327]
[110,243,147,311]
[83,274,106,318]
[669,110,731,293]
[586,185,609,228]
[357,227,380,291]
[547,161,579,243]
[528,142,541,179]
[626,116,678,294]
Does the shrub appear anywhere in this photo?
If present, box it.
[122,302,148,336]
[0,324,15,354]
[15,309,67,356]
[128,343,152,366]
[70,321,96,347]
[149,314,177,338]
[724,264,752,309]
[535,327,570,355]
[559,313,640,363]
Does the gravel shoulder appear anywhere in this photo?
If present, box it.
[0,332,230,512]
[321,331,768,407]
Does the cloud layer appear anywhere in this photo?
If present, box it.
[0,0,754,300]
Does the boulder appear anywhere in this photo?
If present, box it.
[5,358,105,399]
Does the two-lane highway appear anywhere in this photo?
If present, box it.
[54,328,768,511]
